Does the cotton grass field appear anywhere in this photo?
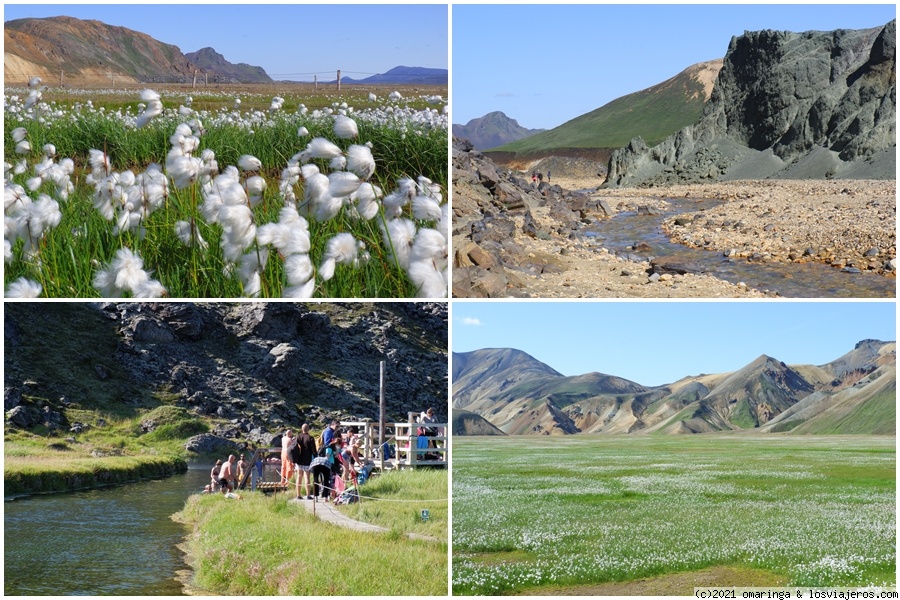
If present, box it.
[451,435,896,595]
[4,83,447,298]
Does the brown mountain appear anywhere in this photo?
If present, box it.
[4,16,270,85]
[453,342,895,435]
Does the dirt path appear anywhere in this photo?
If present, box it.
[290,497,438,542]
[513,565,788,596]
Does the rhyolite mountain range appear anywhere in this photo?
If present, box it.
[4,16,445,87]
[4,16,272,84]
[453,340,895,435]
[4,303,447,454]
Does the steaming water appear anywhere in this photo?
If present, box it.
[584,197,895,298]
[4,464,211,596]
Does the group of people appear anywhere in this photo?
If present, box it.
[203,413,440,500]
[279,421,373,501]
[530,171,550,186]
[206,452,249,495]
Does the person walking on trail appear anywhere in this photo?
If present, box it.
[537,172,544,183]
[309,455,331,501]
[547,170,551,183]
[280,430,296,484]
[293,424,318,500]
[218,455,236,494]
[531,172,537,187]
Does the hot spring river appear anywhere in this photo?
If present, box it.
[584,197,895,298]
[4,464,211,596]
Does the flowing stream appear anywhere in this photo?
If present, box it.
[584,197,895,298]
[4,464,211,596]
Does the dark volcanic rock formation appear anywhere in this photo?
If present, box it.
[606,20,896,187]
[4,303,447,448]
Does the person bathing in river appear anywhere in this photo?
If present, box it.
[210,459,222,491]
[218,455,236,494]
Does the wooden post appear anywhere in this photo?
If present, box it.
[60,70,63,86]
[337,69,341,92]
[314,74,318,91]
[379,361,385,471]
[408,411,417,469]
[192,69,197,90]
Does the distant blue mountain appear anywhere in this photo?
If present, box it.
[335,66,447,85]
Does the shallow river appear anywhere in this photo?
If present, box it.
[4,464,211,596]
[584,197,895,298]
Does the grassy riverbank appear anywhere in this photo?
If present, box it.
[5,453,187,497]
[5,405,198,497]
[174,469,448,595]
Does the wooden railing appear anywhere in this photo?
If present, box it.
[340,415,448,470]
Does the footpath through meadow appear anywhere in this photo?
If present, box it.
[290,496,439,542]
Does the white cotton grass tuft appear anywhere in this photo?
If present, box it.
[319,232,362,281]
[174,220,209,250]
[407,258,447,298]
[346,144,376,180]
[93,247,166,297]
[5,276,42,298]
[333,115,358,139]
[238,155,262,172]
[381,218,417,270]
[136,89,164,129]
[327,171,361,198]
[412,195,442,221]
[297,126,309,137]
[300,137,343,162]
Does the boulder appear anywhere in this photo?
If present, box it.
[6,405,37,428]
[184,434,241,455]
[650,256,705,275]
[5,387,22,411]
[131,316,176,344]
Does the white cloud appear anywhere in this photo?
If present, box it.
[460,317,482,326]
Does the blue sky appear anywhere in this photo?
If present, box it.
[453,4,896,129]
[3,4,448,81]
[452,301,897,386]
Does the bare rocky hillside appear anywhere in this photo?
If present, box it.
[5,303,447,453]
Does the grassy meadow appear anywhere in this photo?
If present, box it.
[175,468,448,595]
[451,435,896,595]
[5,84,448,298]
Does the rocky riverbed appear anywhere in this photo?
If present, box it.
[653,180,896,275]
[452,139,895,298]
